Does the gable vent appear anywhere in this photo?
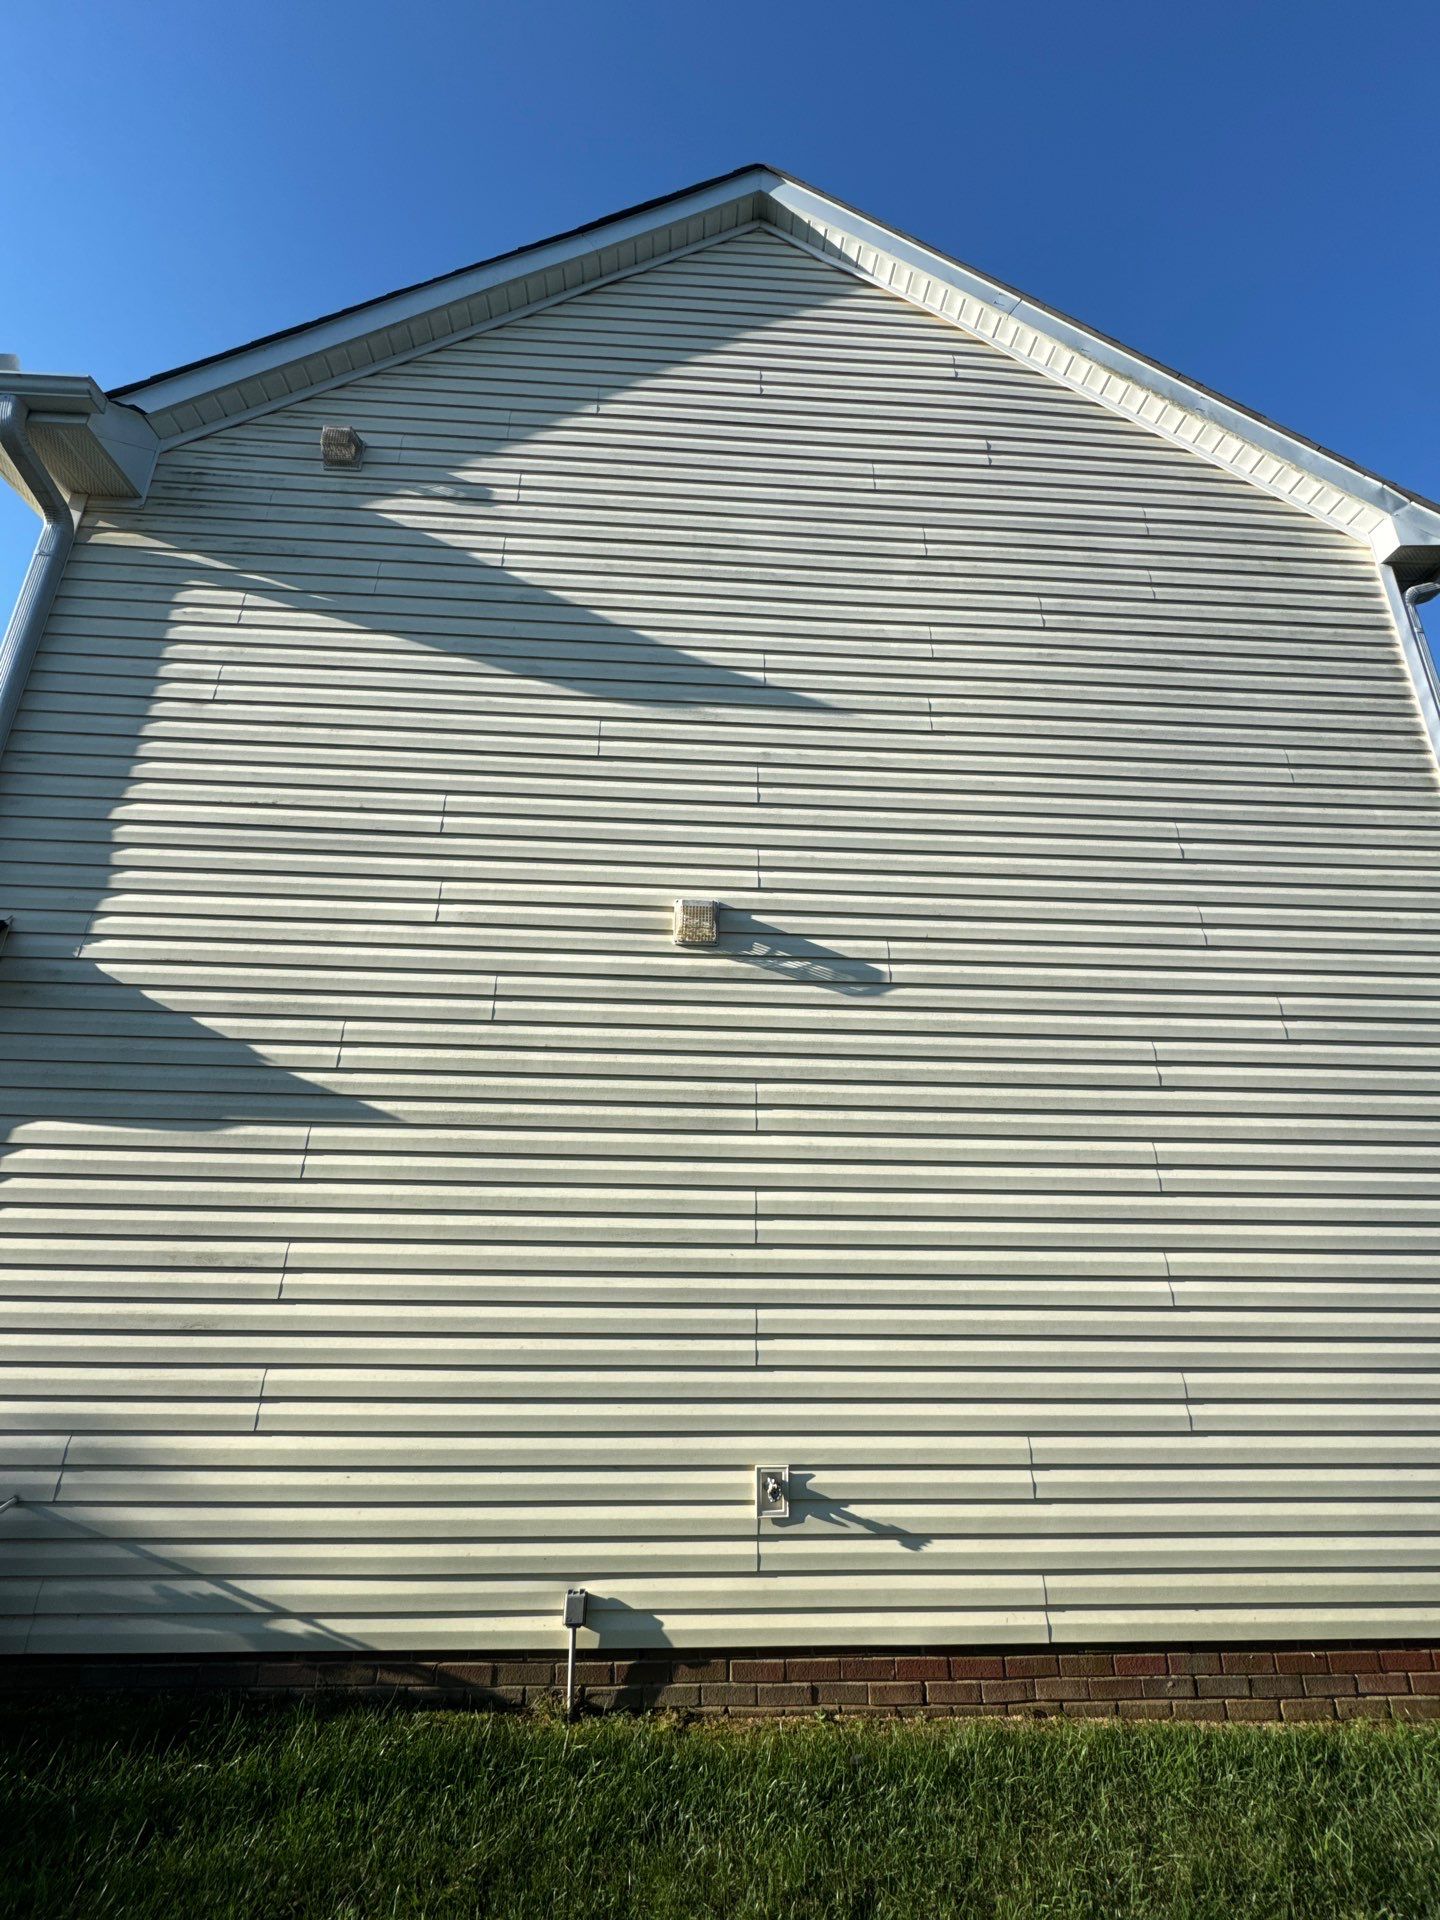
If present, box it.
[320,424,365,469]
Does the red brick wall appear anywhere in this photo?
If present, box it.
[5,1648,1439,1720]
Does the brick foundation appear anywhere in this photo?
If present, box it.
[4,1648,1439,1720]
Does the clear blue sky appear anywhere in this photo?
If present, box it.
[3,0,1438,632]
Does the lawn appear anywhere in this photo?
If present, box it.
[4,1696,1439,1919]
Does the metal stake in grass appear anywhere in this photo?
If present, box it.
[562,1588,588,1718]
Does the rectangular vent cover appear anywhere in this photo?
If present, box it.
[672,898,718,946]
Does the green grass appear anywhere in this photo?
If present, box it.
[4,1697,1440,1919]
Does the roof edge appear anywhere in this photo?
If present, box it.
[111,165,783,413]
[99,163,1440,558]
[762,178,1440,558]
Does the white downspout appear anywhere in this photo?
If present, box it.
[0,391,79,763]
[1403,576,1440,693]
[1377,560,1440,772]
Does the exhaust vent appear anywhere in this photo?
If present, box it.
[672,898,718,946]
[320,424,365,469]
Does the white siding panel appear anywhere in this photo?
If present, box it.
[2,228,1438,1653]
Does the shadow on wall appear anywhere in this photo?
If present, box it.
[562,1489,933,1695]
[0,236,860,1136]
[0,239,889,1651]
[716,916,891,996]
[5,1501,366,1657]
[189,485,830,710]
[768,1477,930,1550]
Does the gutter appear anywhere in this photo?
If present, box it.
[0,392,78,763]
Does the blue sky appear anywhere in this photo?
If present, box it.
[3,0,1438,639]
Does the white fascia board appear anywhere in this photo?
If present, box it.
[83,394,160,497]
[120,168,783,423]
[765,178,1440,558]
[152,221,770,452]
[104,164,1440,560]
[1372,502,1440,562]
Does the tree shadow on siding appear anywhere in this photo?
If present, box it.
[0,948,400,1135]
[127,238,857,714]
[184,498,829,712]
[0,248,861,1141]
[0,235,882,1655]
[1,1498,367,1657]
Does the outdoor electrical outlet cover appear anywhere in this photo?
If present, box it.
[563,1587,588,1628]
[756,1466,790,1518]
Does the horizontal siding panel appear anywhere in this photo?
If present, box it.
[16,1537,1437,1580]
[17,1608,1050,1655]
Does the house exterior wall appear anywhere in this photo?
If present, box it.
[1,227,1438,1657]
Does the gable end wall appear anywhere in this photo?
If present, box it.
[1,230,1438,1658]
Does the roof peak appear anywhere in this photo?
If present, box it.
[13,164,1440,574]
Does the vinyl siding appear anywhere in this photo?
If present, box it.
[2,226,1438,1654]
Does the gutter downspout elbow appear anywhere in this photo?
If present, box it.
[1402,572,1440,720]
[0,392,77,763]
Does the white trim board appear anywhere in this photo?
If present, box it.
[151,223,771,453]
[108,165,1440,567]
[116,179,775,441]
